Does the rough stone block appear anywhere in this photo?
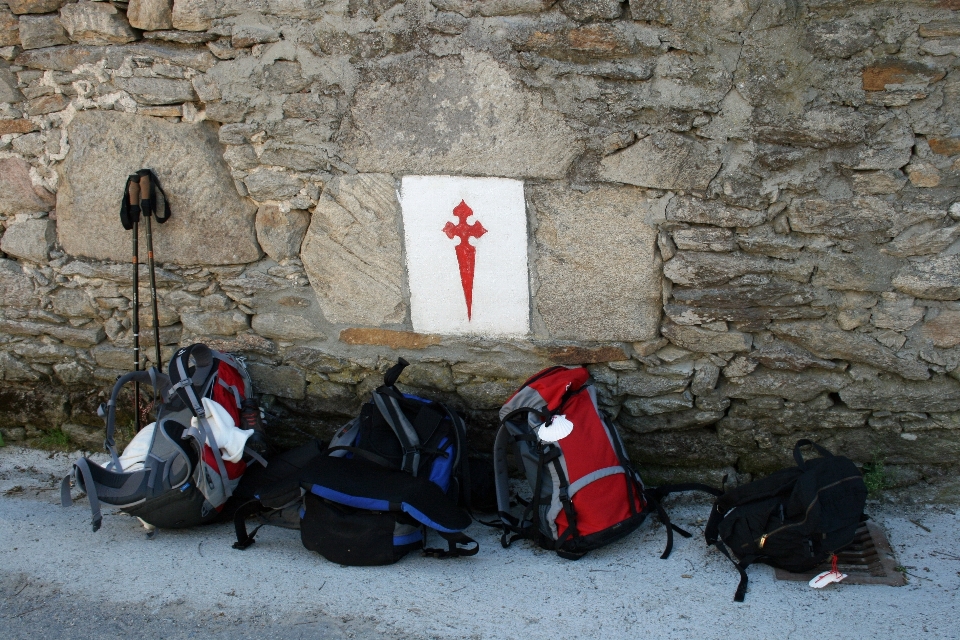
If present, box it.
[7,0,68,14]
[751,342,845,372]
[559,0,621,21]
[862,60,945,91]
[0,258,38,308]
[301,174,405,326]
[0,217,55,263]
[893,255,960,301]
[339,328,440,350]
[114,76,195,105]
[232,23,279,49]
[0,157,54,215]
[181,310,249,336]
[623,392,694,416]
[0,63,23,103]
[18,15,70,50]
[720,368,849,403]
[788,196,912,240]
[25,92,68,115]
[664,251,812,288]
[851,170,907,195]
[251,312,326,341]
[0,119,37,135]
[57,111,261,265]
[538,345,626,365]
[246,362,306,399]
[431,0,556,16]
[171,0,216,31]
[600,133,722,191]
[242,169,302,200]
[344,51,580,180]
[770,320,929,381]
[840,372,960,413]
[617,370,689,397]
[921,309,960,348]
[802,18,875,59]
[666,196,766,228]
[754,108,866,149]
[14,43,105,70]
[457,380,517,410]
[661,322,752,353]
[59,2,137,45]
[671,227,735,252]
[0,318,105,346]
[532,184,661,342]
[254,205,310,261]
[0,7,18,47]
[929,137,960,156]
[127,0,173,31]
[871,294,923,332]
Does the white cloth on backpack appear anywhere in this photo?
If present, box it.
[118,422,156,471]
[193,397,253,463]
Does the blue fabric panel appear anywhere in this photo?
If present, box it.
[401,502,461,533]
[428,438,454,492]
[393,530,423,546]
[310,484,391,511]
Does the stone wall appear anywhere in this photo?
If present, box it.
[1,0,959,489]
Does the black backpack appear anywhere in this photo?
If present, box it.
[704,439,868,601]
[233,359,479,564]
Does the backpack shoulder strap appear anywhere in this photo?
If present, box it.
[372,390,422,476]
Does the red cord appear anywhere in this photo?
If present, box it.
[831,554,839,574]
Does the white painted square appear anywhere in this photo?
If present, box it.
[400,176,530,337]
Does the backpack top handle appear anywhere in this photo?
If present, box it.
[793,439,834,468]
[383,357,410,388]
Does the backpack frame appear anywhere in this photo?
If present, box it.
[61,344,264,532]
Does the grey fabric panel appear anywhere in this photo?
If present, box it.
[499,386,546,422]
[543,459,563,541]
[373,393,422,476]
[328,418,359,455]
[568,466,626,498]
[493,425,513,518]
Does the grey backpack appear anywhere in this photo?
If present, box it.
[62,344,265,532]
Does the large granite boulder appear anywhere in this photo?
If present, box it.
[300,173,405,325]
[57,111,261,265]
[343,51,582,179]
[531,184,662,342]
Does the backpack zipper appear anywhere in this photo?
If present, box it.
[755,474,861,550]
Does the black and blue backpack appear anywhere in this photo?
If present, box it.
[233,358,478,565]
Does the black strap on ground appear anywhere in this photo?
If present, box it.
[232,499,268,550]
[710,537,751,602]
[423,531,479,558]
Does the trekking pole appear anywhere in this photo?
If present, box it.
[138,170,164,371]
[126,176,143,432]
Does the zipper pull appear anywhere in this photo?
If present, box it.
[779,503,785,523]
[759,533,768,549]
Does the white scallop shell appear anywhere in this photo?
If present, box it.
[538,414,574,442]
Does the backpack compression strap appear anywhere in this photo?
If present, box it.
[646,483,723,559]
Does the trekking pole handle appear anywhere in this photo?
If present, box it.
[128,178,140,207]
[139,172,152,217]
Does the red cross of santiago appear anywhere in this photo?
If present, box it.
[443,200,487,320]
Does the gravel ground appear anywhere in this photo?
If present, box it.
[1,446,958,640]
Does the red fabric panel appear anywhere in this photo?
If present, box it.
[528,367,589,412]
[202,444,246,480]
[556,476,644,538]
[211,361,245,426]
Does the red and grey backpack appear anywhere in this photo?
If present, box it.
[62,344,266,533]
[494,366,717,559]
